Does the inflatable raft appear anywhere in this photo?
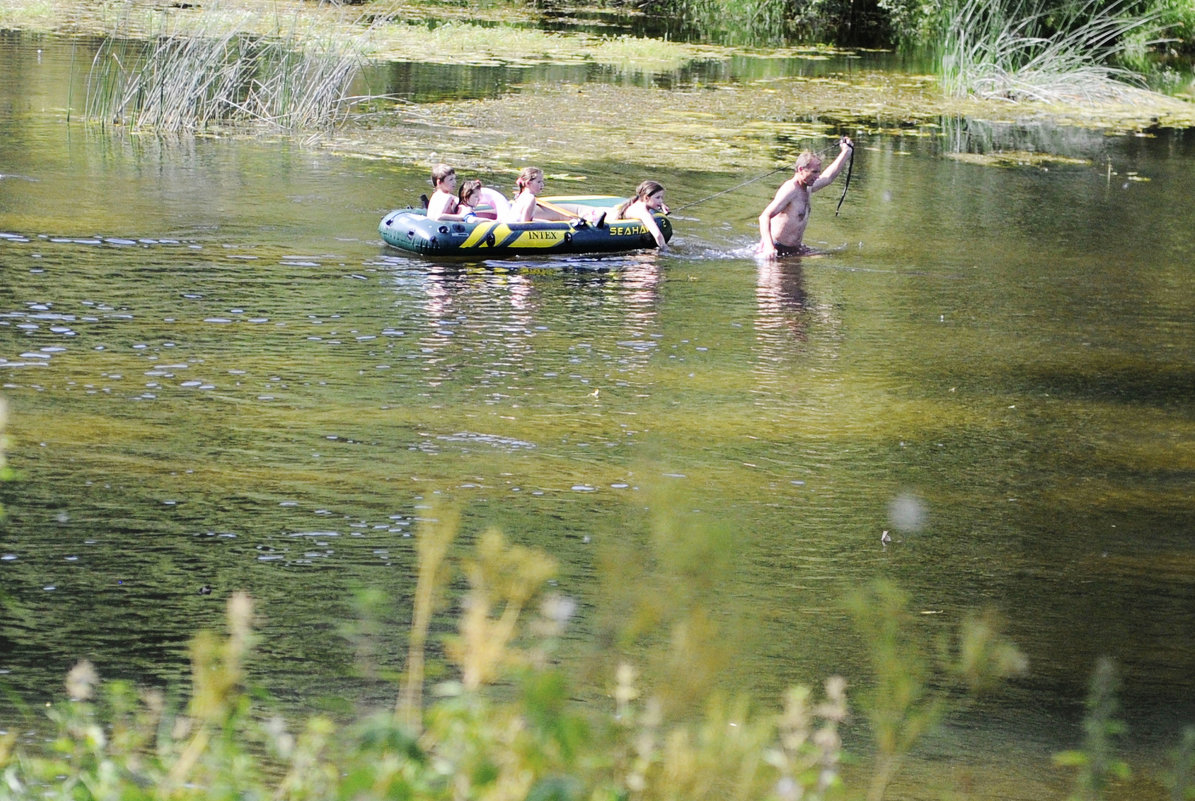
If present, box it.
[378,195,671,258]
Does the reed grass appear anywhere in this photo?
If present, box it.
[937,0,1167,103]
[84,10,369,133]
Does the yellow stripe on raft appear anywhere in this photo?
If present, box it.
[459,222,570,250]
[508,229,567,248]
[460,221,502,248]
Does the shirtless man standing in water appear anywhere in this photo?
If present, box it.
[757,136,853,258]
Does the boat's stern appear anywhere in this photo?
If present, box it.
[380,209,440,254]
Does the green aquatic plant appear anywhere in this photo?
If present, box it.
[84,10,369,132]
[936,0,1168,103]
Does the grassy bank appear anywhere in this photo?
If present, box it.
[0,0,718,69]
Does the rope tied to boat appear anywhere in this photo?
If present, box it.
[672,140,850,214]
[670,166,788,214]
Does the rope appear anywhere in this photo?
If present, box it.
[670,166,786,213]
[670,142,844,214]
[835,140,854,217]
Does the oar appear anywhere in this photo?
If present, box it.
[535,197,591,221]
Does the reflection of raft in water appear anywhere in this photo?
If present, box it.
[378,195,672,258]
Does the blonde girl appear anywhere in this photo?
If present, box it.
[504,167,549,223]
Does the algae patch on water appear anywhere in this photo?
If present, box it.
[6,0,1194,150]
[945,151,1092,168]
[334,78,919,174]
[336,59,1195,175]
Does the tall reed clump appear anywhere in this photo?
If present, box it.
[935,0,1166,102]
[84,13,368,133]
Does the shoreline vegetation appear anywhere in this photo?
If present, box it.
[0,0,1193,156]
[1,519,1192,801]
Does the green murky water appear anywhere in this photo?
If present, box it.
[2,31,1194,800]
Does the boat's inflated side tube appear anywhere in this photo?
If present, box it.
[379,210,472,256]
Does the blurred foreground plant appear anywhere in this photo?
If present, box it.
[1053,657,1131,801]
[0,511,849,801]
[12,505,1183,801]
[1167,725,1195,801]
[846,581,1028,801]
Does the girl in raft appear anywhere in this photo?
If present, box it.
[456,179,482,216]
[502,167,602,225]
[503,167,555,223]
[613,180,670,250]
[458,179,510,220]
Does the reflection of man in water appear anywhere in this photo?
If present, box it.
[756,260,808,341]
[757,137,853,258]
